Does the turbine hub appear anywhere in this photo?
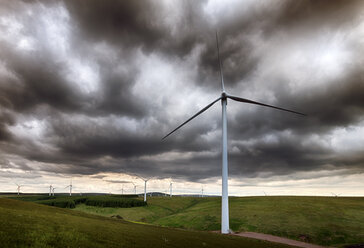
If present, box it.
[221,92,227,99]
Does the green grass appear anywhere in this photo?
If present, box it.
[0,198,292,248]
[74,196,364,247]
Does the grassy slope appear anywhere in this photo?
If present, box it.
[0,198,292,248]
[75,196,364,247]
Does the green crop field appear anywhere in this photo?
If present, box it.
[73,196,364,247]
[0,198,292,248]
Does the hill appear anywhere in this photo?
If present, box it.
[74,196,364,247]
[0,198,291,248]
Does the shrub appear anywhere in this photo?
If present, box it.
[10,195,56,202]
[37,198,76,208]
[73,197,87,205]
[22,195,145,209]
[109,194,139,198]
[85,196,147,208]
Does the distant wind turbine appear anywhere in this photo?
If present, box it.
[132,182,137,194]
[65,179,72,196]
[52,187,56,196]
[163,32,305,234]
[15,183,23,196]
[131,174,152,202]
[169,181,173,198]
[331,192,341,197]
[49,185,53,196]
[201,186,204,198]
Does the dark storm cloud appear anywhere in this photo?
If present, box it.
[63,0,211,56]
[229,133,332,177]
[194,0,364,89]
[91,62,146,117]
[0,38,145,119]
[231,68,364,140]
[0,45,83,112]
[0,0,363,183]
[50,118,169,158]
[63,0,226,87]
[225,66,364,177]
[274,0,364,29]
[0,110,15,141]
[63,0,165,51]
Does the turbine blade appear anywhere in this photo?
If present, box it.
[162,97,221,140]
[227,95,306,116]
[216,31,225,92]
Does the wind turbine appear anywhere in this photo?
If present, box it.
[132,182,137,195]
[169,181,173,198]
[201,185,204,198]
[140,177,152,202]
[52,187,56,196]
[130,174,152,202]
[15,183,23,196]
[65,179,72,196]
[162,32,305,234]
[49,185,53,196]
[331,192,341,197]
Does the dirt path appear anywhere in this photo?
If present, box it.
[233,232,328,248]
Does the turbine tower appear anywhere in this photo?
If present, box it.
[143,179,149,202]
[201,186,204,198]
[163,32,305,234]
[65,179,72,196]
[52,187,56,196]
[169,181,173,198]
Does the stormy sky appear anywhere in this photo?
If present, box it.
[0,0,363,196]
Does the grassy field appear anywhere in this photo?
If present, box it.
[73,196,364,247]
[0,198,292,248]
